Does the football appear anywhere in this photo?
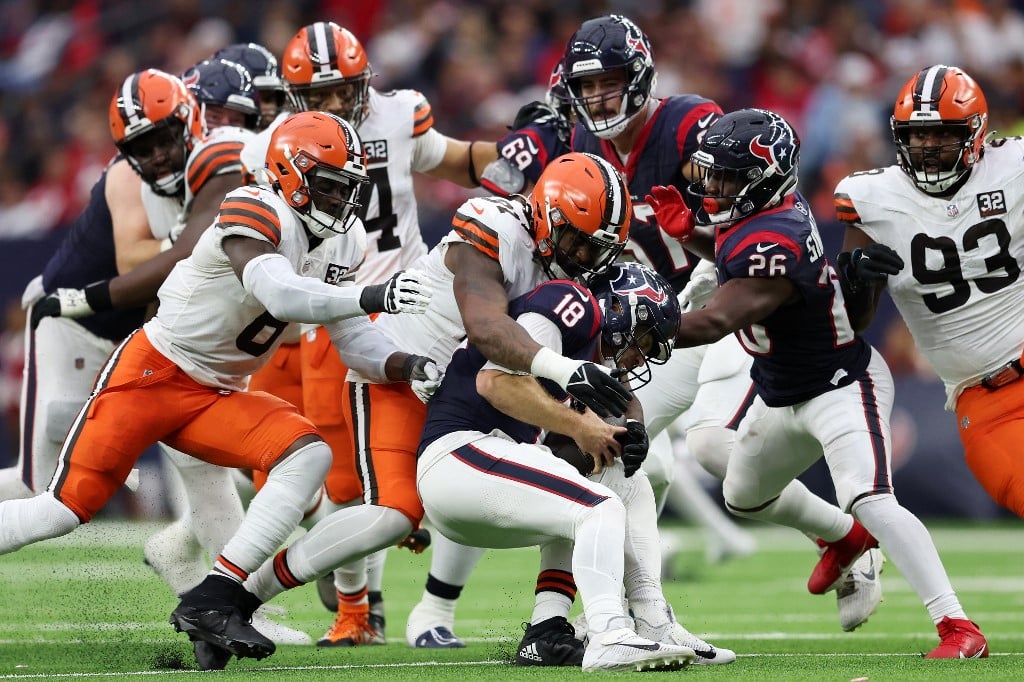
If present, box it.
[544,432,595,476]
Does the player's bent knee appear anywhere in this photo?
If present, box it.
[686,426,732,480]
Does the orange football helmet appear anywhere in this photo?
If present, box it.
[264,111,369,238]
[109,69,205,197]
[281,21,372,126]
[529,152,631,280]
[890,64,988,195]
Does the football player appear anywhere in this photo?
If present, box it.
[647,106,988,659]
[413,270,698,673]
[0,111,436,665]
[212,42,290,131]
[836,65,1024,522]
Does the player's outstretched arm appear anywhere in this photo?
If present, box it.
[675,276,796,348]
[837,226,902,332]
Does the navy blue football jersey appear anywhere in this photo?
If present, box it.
[573,95,722,293]
[40,163,148,342]
[715,192,871,407]
[419,279,602,451]
[491,118,569,191]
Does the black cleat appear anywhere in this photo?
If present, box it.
[193,639,233,670]
[514,616,585,667]
[170,575,275,661]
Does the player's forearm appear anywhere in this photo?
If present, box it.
[108,246,187,308]
[465,314,544,374]
[478,369,580,433]
[675,308,733,348]
[243,253,368,323]
[681,230,716,261]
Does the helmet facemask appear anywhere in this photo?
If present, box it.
[289,69,372,126]
[891,117,984,195]
[286,153,367,238]
[544,198,625,281]
[118,118,189,197]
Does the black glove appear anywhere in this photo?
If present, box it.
[616,419,649,477]
[29,281,112,329]
[511,100,557,131]
[565,363,632,419]
[401,355,443,403]
[837,244,904,292]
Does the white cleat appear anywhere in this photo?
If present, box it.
[143,519,207,596]
[251,605,312,645]
[837,547,884,632]
[582,628,695,672]
[634,613,736,665]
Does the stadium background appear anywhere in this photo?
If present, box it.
[1,0,1021,520]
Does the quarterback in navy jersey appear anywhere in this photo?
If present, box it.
[647,107,987,658]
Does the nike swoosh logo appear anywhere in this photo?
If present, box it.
[755,242,778,253]
[858,567,876,581]
[622,643,663,651]
[697,113,715,129]
[470,203,485,216]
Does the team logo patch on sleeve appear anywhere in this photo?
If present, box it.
[976,190,1006,218]
[324,263,349,284]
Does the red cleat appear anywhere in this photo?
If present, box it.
[807,520,878,594]
[925,617,989,659]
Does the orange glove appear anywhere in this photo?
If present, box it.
[645,185,695,242]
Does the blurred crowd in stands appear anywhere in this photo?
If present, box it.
[0,0,1021,517]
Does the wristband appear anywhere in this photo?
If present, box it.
[84,280,113,312]
[530,346,576,387]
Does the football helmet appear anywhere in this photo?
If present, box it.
[212,42,288,130]
[544,60,574,145]
[281,21,372,126]
[109,69,205,197]
[687,108,800,226]
[264,111,369,239]
[590,261,680,388]
[530,152,631,280]
[562,15,656,139]
[182,58,259,130]
[891,64,988,195]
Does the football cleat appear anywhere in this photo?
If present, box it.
[317,602,386,647]
[633,610,735,665]
[808,520,878,595]
[170,575,275,660]
[193,640,233,671]
[412,626,465,648]
[514,616,585,667]
[406,597,465,648]
[581,628,695,672]
[925,617,989,659]
[836,548,884,632]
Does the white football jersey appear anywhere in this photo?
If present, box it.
[145,185,367,391]
[240,88,446,285]
[835,137,1024,408]
[348,195,545,382]
[142,125,253,240]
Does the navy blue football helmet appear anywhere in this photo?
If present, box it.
[590,261,680,387]
[182,58,259,130]
[686,108,800,226]
[562,15,656,139]
[212,42,288,129]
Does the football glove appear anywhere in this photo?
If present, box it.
[29,281,112,329]
[837,243,904,292]
[564,362,632,419]
[396,527,432,554]
[616,419,649,478]
[360,270,433,314]
[512,100,557,131]
[645,185,695,242]
[402,355,443,404]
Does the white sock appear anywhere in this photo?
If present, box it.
[0,492,79,554]
[426,530,487,585]
[853,494,964,623]
[573,498,630,634]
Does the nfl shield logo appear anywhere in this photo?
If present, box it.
[946,203,959,217]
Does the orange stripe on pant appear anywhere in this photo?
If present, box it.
[54,330,318,522]
[956,380,1024,518]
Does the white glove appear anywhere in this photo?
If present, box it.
[679,259,718,312]
[403,355,444,404]
[360,270,433,314]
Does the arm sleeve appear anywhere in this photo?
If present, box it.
[411,127,449,173]
[326,316,401,383]
[241,252,367,323]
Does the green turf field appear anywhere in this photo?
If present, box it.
[0,520,1020,680]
